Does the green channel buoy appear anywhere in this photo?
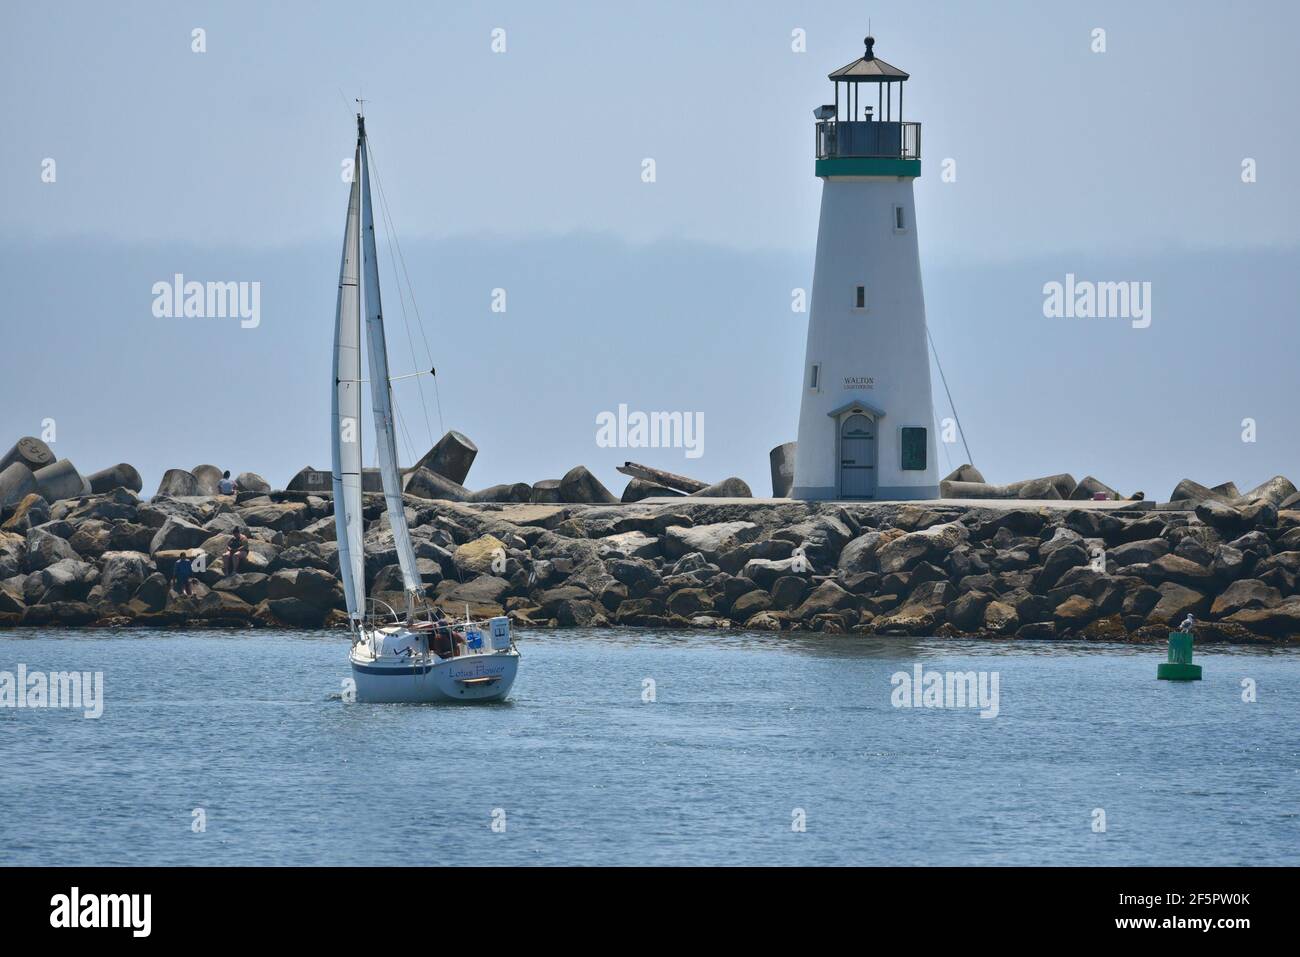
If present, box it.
[1157,630,1202,681]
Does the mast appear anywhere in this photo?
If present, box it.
[357,116,423,615]
[331,125,366,625]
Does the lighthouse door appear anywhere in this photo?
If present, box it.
[840,414,876,498]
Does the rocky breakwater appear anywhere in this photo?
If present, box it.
[2,474,1299,645]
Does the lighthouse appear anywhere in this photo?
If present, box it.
[791,36,939,501]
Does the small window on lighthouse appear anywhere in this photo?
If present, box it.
[853,284,867,311]
[893,205,907,232]
[809,363,821,391]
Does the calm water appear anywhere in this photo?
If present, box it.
[0,626,1295,866]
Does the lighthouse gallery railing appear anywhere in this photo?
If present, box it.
[816,120,921,160]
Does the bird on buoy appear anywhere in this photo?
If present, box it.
[1179,613,1196,634]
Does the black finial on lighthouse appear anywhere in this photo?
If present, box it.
[864,35,876,60]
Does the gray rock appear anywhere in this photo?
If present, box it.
[942,464,985,484]
[741,556,803,589]
[1235,475,1297,508]
[1169,479,1231,505]
[689,477,753,498]
[33,459,89,501]
[620,478,682,503]
[467,483,532,504]
[24,558,98,604]
[792,579,855,620]
[1147,583,1210,624]
[530,480,563,504]
[156,468,200,497]
[876,521,968,575]
[235,471,271,493]
[404,467,470,502]
[24,527,76,571]
[100,550,153,602]
[0,437,55,475]
[150,516,213,554]
[86,463,143,494]
[191,465,223,496]
[286,466,332,494]
[1109,538,1170,566]
[1210,579,1281,618]
[559,466,618,505]
[0,464,36,510]
[413,431,478,486]
[770,443,796,498]
[663,521,761,562]
[1069,475,1119,501]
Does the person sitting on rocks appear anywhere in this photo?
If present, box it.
[218,470,236,495]
[172,552,195,597]
[225,528,249,576]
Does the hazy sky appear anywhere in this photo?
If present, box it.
[2,1,1298,500]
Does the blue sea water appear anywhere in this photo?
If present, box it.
[0,627,1295,866]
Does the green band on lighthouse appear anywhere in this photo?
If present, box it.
[816,157,921,178]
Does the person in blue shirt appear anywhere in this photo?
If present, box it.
[172,552,195,596]
[218,470,236,495]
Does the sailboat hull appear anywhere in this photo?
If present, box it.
[349,647,519,704]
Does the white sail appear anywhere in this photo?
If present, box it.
[331,138,366,621]
[357,121,423,602]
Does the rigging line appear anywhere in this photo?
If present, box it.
[926,324,974,467]
[367,141,435,450]
[365,138,444,442]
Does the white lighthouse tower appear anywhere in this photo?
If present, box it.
[791,35,938,501]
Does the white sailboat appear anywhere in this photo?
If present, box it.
[334,112,519,704]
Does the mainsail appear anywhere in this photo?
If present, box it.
[331,136,366,622]
[357,118,423,603]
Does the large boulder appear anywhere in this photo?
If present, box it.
[942,464,985,484]
[837,529,902,577]
[663,521,761,562]
[33,459,89,501]
[1069,475,1119,501]
[191,465,223,496]
[620,478,683,503]
[86,463,143,494]
[875,521,968,575]
[149,516,211,554]
[769,443,796,498]
[24,527,76,571]
[1210,579,1282,618]
[24,558,98,604]
[2,493,50,533]
[1169,479,1231,505]
[1147,583,1211,624]
[791,580,855,621]
[452,534,507,577]
[0,462,37,509]
[285,466,332,494]
[413,431,478,486]
[235,471,271,493]
[239,502,309,532]
[689,477,753,498]
[1236,475,1297,508]
[559,466,618,504]
[873,581,955,634]
[156,468,200,497]
[404,467,470,502]
[100,550,153,602]
[0,437,55,475]
[467,483,532,504]
[530,480,563,503]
